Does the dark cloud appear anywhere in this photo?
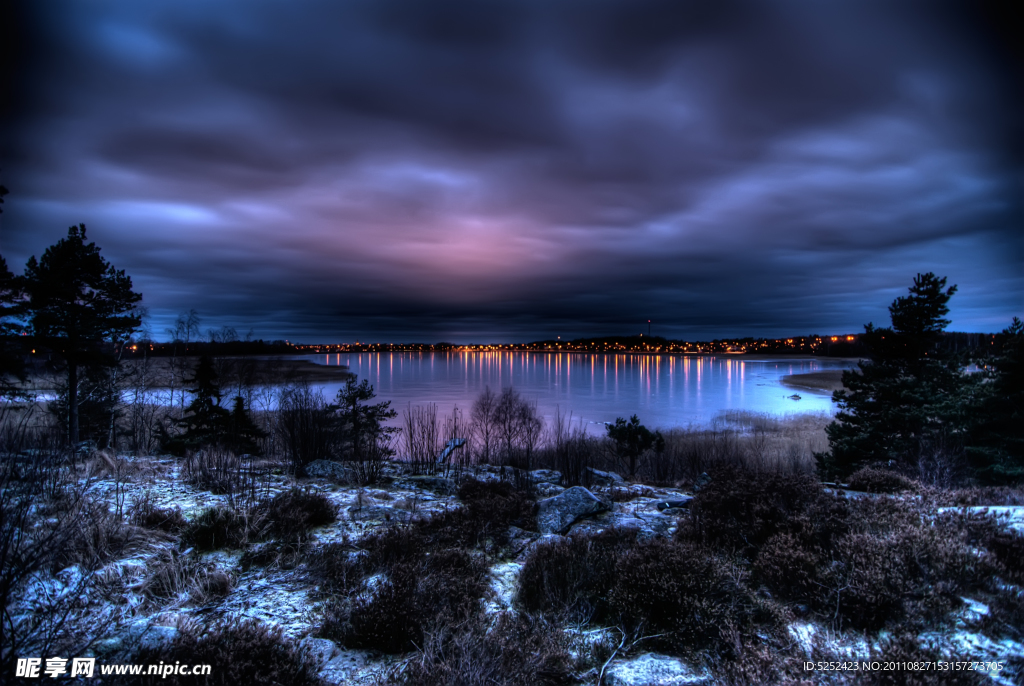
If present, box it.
[1,0,1020,342]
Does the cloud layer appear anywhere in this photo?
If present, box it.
[2,0,1021,341]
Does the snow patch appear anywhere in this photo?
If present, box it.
[605,653,711,685]
[486,562,521,613]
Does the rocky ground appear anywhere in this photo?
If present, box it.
[7,454,1024,685]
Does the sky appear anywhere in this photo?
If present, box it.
[1,0,1021,343]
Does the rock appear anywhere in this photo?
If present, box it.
[396,474,457,494]
[517,533,567,562]
[92,636,124,655]
[529,469,562,484]
[320,648,375,684]
[693,472,712,492]
[128,621,179,651]
[659,507,687,517]
[605,653,711,686]
[304,460,357,484]
[586,468,626,486]
[537,486,609,534]
[298,637,338,667]
[569,511,673,539]
[656,497,693,511]
[347,505,412,524]
[534,482,566,498]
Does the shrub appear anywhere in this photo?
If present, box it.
[50,497,150,571]
[687,467,825,553]
[516,528,637,622]
[408,479,536,555]
[253,487,336,541]
[279,385,337,474]
[980,528,1024,585]
[138,549,233,605]
[847,467,919,494]
[307,542,365,596]
[181,506,254,551]
[128,495,187,534]
[322,549,489,654]
[816,514,986,632]
[753,533,820,601]
[129,618,324,685]
[609,538,783,657]
[947,485,1024,506]
[388,611,573,686]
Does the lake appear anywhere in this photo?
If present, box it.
[296,352,859,432]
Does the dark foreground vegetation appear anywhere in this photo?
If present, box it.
[1,224,1021,684]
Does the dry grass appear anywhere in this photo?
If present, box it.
[136,549,234,606]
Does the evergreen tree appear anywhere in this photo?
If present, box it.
[22,225,142,445]
[51,364,120,449]
[333,378,398,483]
[0,255,26,396]
[225,395,267,456]
[608,414,664,478]
[966,317,1024,481]
[164,354,229,455]
[819,273,968,480]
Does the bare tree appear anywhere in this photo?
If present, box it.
[404,403,441,474]
[441,405,469,477]
[471,387,498,464]
[492,387,543,470]
[166,309,200,419]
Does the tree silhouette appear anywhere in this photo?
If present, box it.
[608,414,664,478]
[163,354,229,455]
[967,317,1024,481]
[23,225,142,445]
[820,273,967,480]
[334,378,398,483]
[0,255,25,394]
[225,395,267,456]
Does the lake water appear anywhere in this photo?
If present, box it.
[298,352,859,432]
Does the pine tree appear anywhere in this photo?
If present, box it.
[966,317,1024,482]
[164,354,229,455]
[225,395,267,456]
[333,378,398,484]
[608,414,664,478]
[23,225,142,445]
[819,273,968,480]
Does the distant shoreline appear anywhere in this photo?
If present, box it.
[304,350,863,362]
[781,370,851,394]
[12,356,354,392]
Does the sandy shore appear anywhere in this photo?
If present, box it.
[781,370,850,394]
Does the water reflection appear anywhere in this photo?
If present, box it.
[301,352,857,431]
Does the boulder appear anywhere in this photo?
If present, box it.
[606,653,711,686]
[347,505,412,524]
[586,467,626,486]
[305,460,357,484]
[568,511,673,539]
[534,482,566,498]
[529,469,562,484]
[537,486,609,534]
[656,496,693,511]
[299,637,339,668]
[396,475,457,495]
[128,621,179,651]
